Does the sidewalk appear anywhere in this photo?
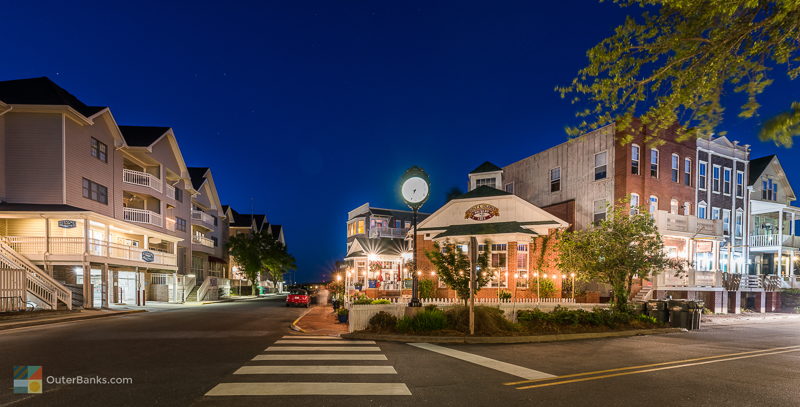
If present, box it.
[702,313,800,326]
[0,309,146,331]
[292,305,347,336]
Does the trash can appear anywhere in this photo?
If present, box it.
[667,300,690,328]
[647,300,668,323]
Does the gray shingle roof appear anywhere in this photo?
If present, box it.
[748,155,776,186]
[469,161,503,174]
[119,125,170,147]
[0,77,105,117]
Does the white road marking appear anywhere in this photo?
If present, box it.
[234,365,397,374]
[281,335,341,339]
[206,382,412,396]
[275,340,376,345]
[409,343,556,380]
[252,354,388,361]
[265,346,381,352]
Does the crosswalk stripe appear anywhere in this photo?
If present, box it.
[234,365,397,374]
[265,346,381,352]
[275,340,376,345]
[252,354,388,361]
[281,335,341,340]
[205,382,412,396]
[409,343,555,380]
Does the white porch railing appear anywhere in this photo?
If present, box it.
[197,276,212,302]
[165,184,176,200]
[655,210,722,236]
[177,275,196,302]
[191,210,216,229]
[655,269,720,288]
[2,236,176,267]
[122,168,162,193]
[123,207,163,228]
[192,234,215,248]
[749,234,800,248]
[369,227,407,239]
[0,238,72,310]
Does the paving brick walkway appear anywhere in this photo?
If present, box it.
[294,306,347,336]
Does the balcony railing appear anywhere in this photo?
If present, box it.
[3,236,176,266]
[654,210,722,237]
[124,207,163,228]
[192,234,215,248]
[368,227,407,239]
[749,234,800,248]
[122,168,162,193]
[165,184,176,200]
[655,269,720,288]
[191,210,215,229]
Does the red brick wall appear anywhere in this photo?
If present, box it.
[541,200,575,230]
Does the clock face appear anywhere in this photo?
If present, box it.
[402,176,429,204]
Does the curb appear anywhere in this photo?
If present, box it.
[290,307,314,333]
[342,327,687,344]
[0,310,147,332]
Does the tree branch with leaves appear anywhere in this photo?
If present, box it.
[425,240,496,306]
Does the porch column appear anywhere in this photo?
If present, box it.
[135,266,141,306]
[173,272,178,303]
[101,263,109,308]
[777,248,783,278]
[732,292,741,314]
[82,262,92,309]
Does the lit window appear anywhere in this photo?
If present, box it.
[683,202,691,216]
[630,193,640,215]
[631,145,640,175]
[550,167,561,192]
[671,154,679,182]
[711,207,720,220]
[650,149,659,177]
[684,158,692,186]
[594,151,608,180]
[476,178,497,188]
[649,195,658,215]
[698,202,707,219]
[670,199,679,214]
[516,244,528,270]
[593,199,607,224]
[698,161,707,190]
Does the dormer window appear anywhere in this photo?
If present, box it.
[475,177,496,188]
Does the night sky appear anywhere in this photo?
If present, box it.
[4,1,798,283]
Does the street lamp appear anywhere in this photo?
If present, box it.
[399,166,430,307]
[533,272,540,301]
[570,272,576,300]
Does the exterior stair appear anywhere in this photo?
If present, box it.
[185,286,200,302]
[633,286,653,302]
[0,238,73,311]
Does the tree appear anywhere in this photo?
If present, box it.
[558,0,800,147]
[555,200,684,311]
[425,241,496,305]
[227,232,264,296]
[261,232,296,291]
[227,230,296,295]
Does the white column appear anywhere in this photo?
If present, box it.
[83,262,92,309]
[101,264,109,308]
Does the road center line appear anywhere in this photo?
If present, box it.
[408,343,555,380]
[516,348,800,390]
[505,344,800,386]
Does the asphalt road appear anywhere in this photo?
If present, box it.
[1,300,798,407]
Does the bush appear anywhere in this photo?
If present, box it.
[516,306,661,332]
[371,299,392,305]
[419,279,437,299]
[530,278,556,298]
[444,306,517,335]
[336,308,349,316]
[396,308,447,333]
[498,290,512,301]
[368,311,397,331]
[352,294,373,305]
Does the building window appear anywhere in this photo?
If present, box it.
[357,220,365,234]
[504,183,514,193]
[723,168,732,195]
[395,220,402,228]
[698,161,708,190]
[594,151,608,180]
[475,177,496,188]
[735,209,743,238]
[671,154,679,182]
[649,195,658,215]
[684,158,692,186]
[683,202,691,216]
[736,171,744,198]
[762,178,778,201]
[631,144,640,175]
[593,199,607,224]
[175,187,183,202]
[176,217,187,232]
[212,215,218,226]
[711,207,720,220]
[630,193,640,215]
[650,149,659,177]
[82,178,108,204]
[550,167,561,192]
[211,236,218,247]
[516,244,528,270]
[712,165,721,193]
[698,202,707,219]
[90,137,108,163]
[670,199,679,214]
[723,209,731,236]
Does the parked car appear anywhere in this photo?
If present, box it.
[286,289,311,307]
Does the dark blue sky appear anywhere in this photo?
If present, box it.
[4,1,798,282]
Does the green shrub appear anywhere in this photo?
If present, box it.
[498,290,512,301]
[371,299,392,304]
[396,308,447,333]
[352,294,373,305]
[418,279,437,299]
[516,306,659,331]
[336,308,349,316]
[444,306,517,335]
[530,278,556,298]
[368,311,397,331]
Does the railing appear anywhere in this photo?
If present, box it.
[0,270,26,312]
[102,239,177,266]
[749,234,800,248]
[0,295,26,312]
[656,269,720,288]
[2,236,176,267]
[191,210,216,229]
[722,273,783,291]
[0,239,71,310]
[123,207,163,227]
[177,275,196,302]
[165,184,176,200]
[368,227,407,239]
[197,276,212,302]
[122,168,162,193]
[655,210,722,236]
[192,234,215,248]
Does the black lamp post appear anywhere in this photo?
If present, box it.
[399,166,430,308]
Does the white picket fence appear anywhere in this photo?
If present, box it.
[347,298,605,333]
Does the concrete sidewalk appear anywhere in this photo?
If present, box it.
[292,305,347,336]
[702,313,800,326]
[0,309,146,331]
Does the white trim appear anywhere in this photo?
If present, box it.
[698,160,708,191]
[62,113,67,204]
[712,164,722,194]
[650,148,659,178]
[631,144,640,175]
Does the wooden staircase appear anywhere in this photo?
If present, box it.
[633,286,653,302]
[0,238,72,311]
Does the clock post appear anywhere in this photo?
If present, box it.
[399,166,429,308]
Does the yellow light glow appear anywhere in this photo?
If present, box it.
[570,273,576,278]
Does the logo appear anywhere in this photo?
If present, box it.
[57,220,76,229]
[141,251,155,263]
[465,204,500,221]
[13,366,42,394]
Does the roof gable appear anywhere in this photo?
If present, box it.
[455,185,511,199]
[748,155,776,186]
[469,161,503,174]
[119,125,170,147]
[0,77,105,118]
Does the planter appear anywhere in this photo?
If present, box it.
[332,300,341,310]
[337,312,349,323]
